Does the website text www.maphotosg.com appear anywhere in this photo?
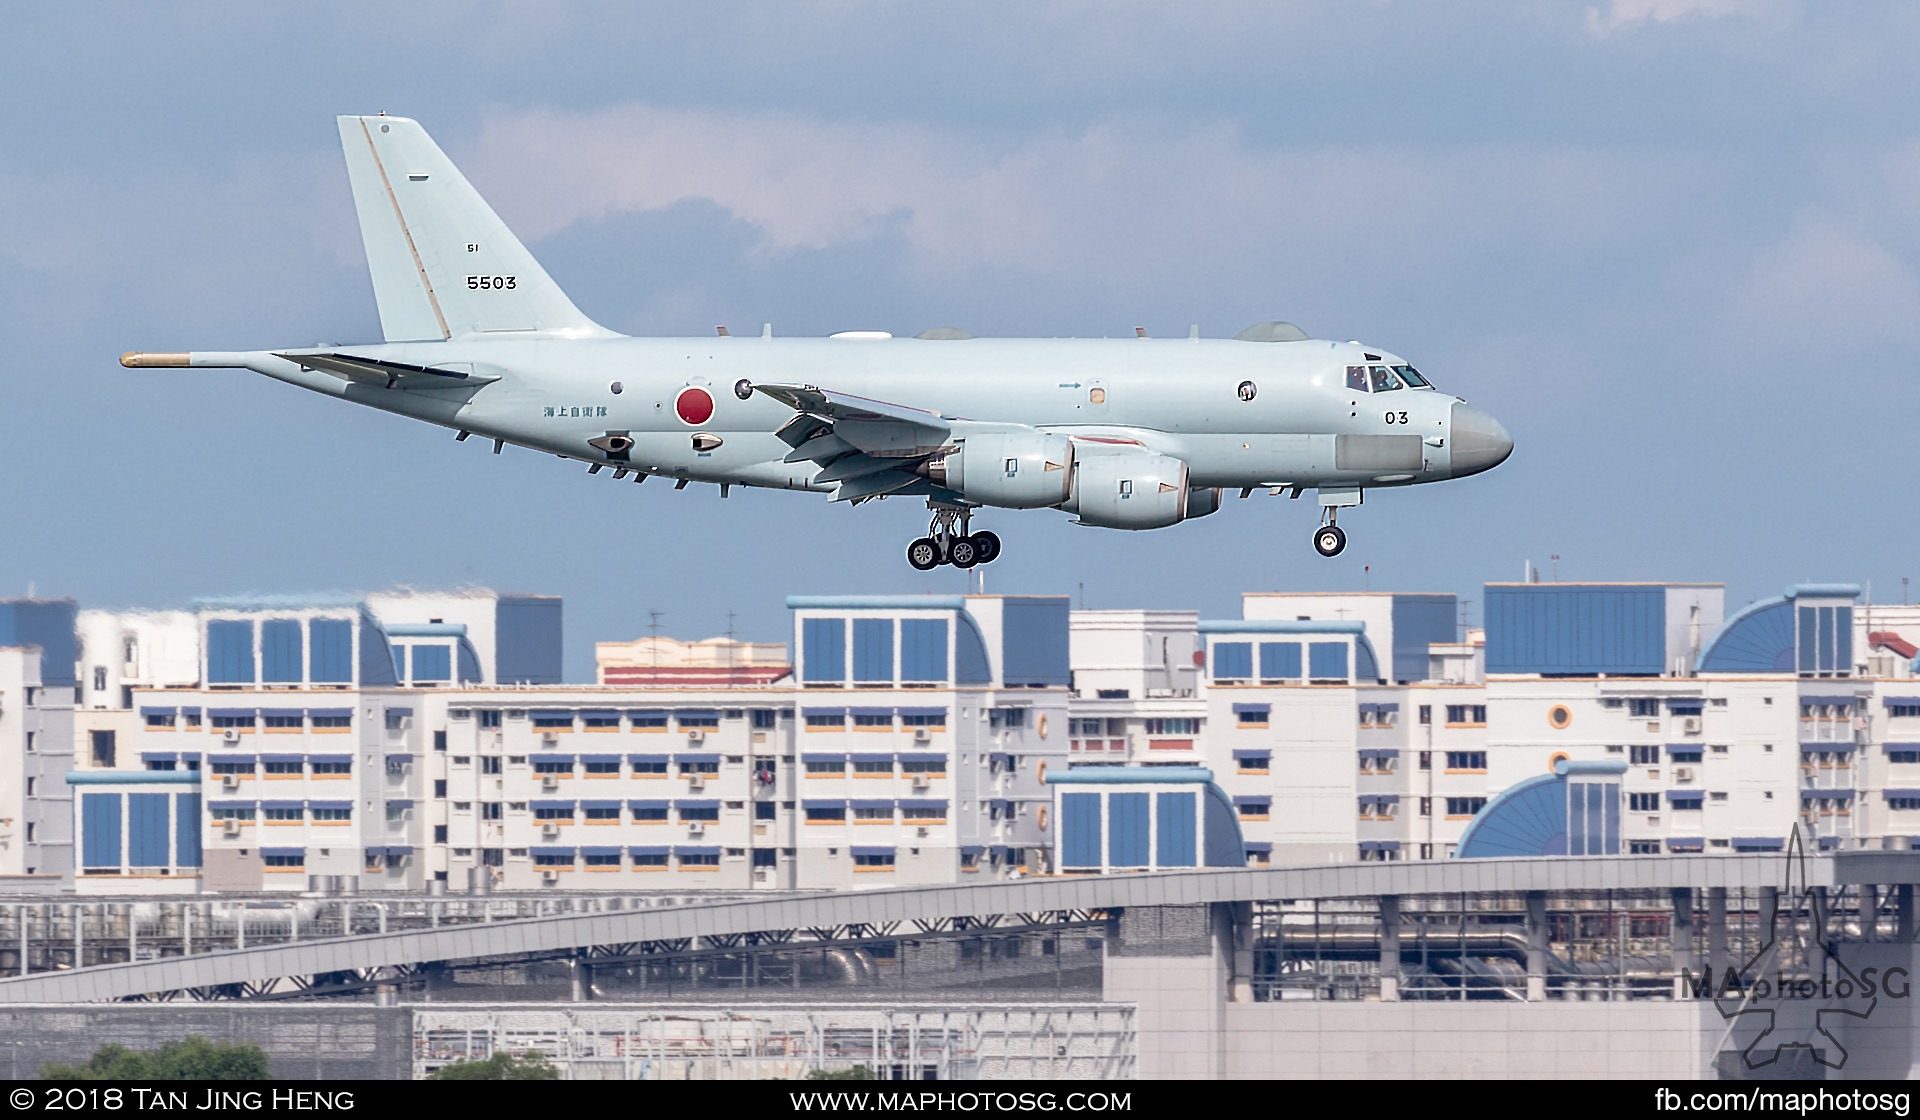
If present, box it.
[788,1091,1130,1113]
[1654,1089,1909,1116]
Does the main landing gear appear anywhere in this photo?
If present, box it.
[1313,508,1348,557]
[907,503,1003,571]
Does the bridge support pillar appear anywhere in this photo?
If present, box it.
[1671,888,1694,1000]
[1525,891,1547,1001]
[1707,887,1729,982]
[1226,901,1253,1003]
[1380,895,1401,1001]
[570,958,593,1003]
[1898,885,1915,943]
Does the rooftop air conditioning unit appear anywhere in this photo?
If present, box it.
[687,729,706,743]
[688,775,705,790]
[221,775,239,791]
[541,822,560,838]
[221,821,241,838]
[222,729,241,743]
[1675,766,1696,782]
[913,728,932,742]
[912,775,931,790]
[541,870,559,884]
[1681,717,1701,734]
[687,822,705,835]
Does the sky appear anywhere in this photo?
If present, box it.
[6,0,1920,679]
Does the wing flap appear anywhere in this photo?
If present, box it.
[754,381,953,468]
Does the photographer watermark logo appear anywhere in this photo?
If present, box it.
[1688,826,1906,1072]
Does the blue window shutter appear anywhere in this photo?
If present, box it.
[128,793,170,868]
[1309,641,1349,680]
[852,618,894,682]
[803,618,847,682]
[1062,793,1101,868]
[1258,642,1301,679]
[261,619,303,684]
[309,619,352,683]
[175,793,201,867]
[900,619,948,682]
[207,621,255,685]
[1213,642,1252,679]
[1108,792,1150,867]
[413,644,452,682]
[82,793,121,868]
[1156,791,1196,867]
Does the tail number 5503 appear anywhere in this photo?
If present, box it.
[467,275,517,289]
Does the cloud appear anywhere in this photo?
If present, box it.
[1584,0,1787,36]
[459,103,1713,296]
[1722,210,1920,357]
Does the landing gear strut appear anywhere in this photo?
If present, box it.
[907,503,1004,570]
[1313,507,1348,557]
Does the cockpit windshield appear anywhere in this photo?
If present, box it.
[1393,364,1432,389]
[1348,363,1435,392]
[1369,366,1402,392]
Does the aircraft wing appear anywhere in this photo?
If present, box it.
[753,382,955,502]
[273,352,503,390]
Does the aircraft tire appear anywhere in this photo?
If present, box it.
[907,538,943,571]
[1313,525,1347,558]
[950,538,981,569]
[970,531,1002,564]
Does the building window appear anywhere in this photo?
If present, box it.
[805,807,847,824]
[1418,797,1432,817]
[805,713,846,731]
[532,759,573,775]
[752,709,778,729]
[1145,718,1199,736]
[1237,800,1271,821]
[582,760,621,776]
[263,854,304,869]
[533,853,573,868]
[852,807,893,823]
[1890,704,1920,719]
[1890,798,1920,811]
[632,806,668,822]
[1629,793,1659,812]
[852,713,893,730]
[1239,755,1272,775]
[678,713,721,730]
[1444,797,1486,818]
[1237,709,1270,728]
[989,708,1030,730]
[1627,698,1659,718]
[851,759,893,777]
[901,807,946,824]
[532,806,575,821]
[900,759,946,775]
[482,756,502,775]
[630,713,669,731]
[582,852,620,868]
[583,806,621,822]
[210,713,253,731]
[1444,705,1487,726]
[263,715,302,731]
[1628,840,1661,854]
[633,852,669,869]
[853,852,896,870]
[478,710,502,730]
[262,761,303,777]
[263,807,303,823]
[679,852,720,869]
[1418,705,1432,725]
[901,712,947,728]
[311,808,351,823]
[144,712,176,730]
[1444,751,1487,773]
[632,760,668,776]
[311,761,351,776]
[680,760,720,776]
[582,713,620,731]
[1630,744,1660,765]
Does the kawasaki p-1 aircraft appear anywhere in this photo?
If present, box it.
[124,115,1513,568]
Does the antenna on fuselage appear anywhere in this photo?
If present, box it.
[716,325,730,337]
[762,323,773,339]
[1134,326,1148,339]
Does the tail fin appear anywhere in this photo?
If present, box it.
[337,115,615,341]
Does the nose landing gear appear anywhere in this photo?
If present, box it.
[907,503,1004,571]
[1313,507,1348,557]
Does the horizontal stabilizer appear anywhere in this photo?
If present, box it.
[274,352,502,389]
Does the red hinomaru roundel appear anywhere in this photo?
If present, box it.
[675,386,715,425]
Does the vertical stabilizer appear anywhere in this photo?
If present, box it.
[337,115,615,341]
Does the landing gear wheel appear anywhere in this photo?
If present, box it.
[949,537,981,569]
[969,531,1002,564]
[1313,524,1347,558]
[906,537,942,571]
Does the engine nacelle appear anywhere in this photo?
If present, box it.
[1064,450,1192,529]
[924,431,1074,509]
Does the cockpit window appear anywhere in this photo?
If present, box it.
[1393,364,1432,389]
[1368,365,1403,392]
[1346,365,1369,392]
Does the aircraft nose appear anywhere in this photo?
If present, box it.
[1449,402,1513,477]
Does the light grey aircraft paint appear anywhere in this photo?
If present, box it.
[123,115,1512,568]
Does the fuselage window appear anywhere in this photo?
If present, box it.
[1393,364,1431,389]
[1346,365,1369,392]
[1369,365,1403,392]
